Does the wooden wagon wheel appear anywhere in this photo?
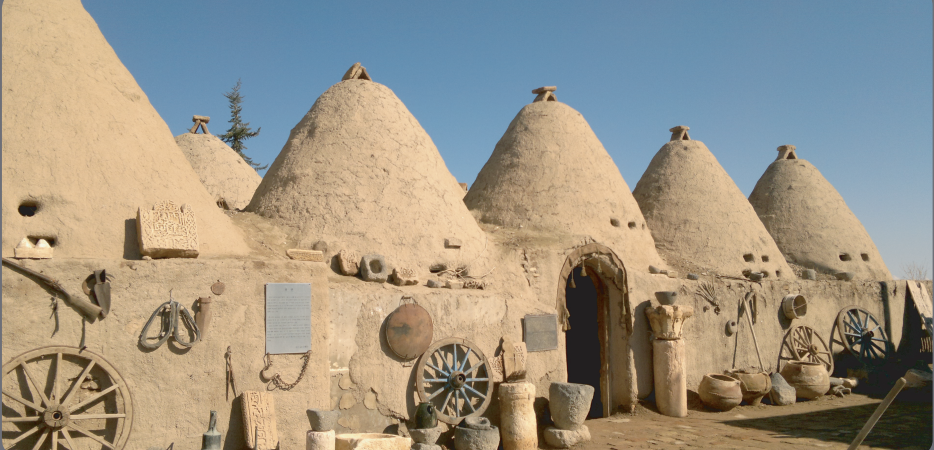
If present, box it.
[778,325,833,374]
[830,305,891,366]
[2,346,133,449]
[416,338,493,424]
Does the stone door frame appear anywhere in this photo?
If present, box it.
[556,243,633,417]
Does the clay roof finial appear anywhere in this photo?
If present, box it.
[669,125,690,141]
[532,86,557,102]
[775,145,797,161]
[190,115,211,135]
[342,62,372,81]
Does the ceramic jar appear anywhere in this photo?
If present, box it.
[780,361,830,400]
[725,371,772,406]
[697,374,743,411]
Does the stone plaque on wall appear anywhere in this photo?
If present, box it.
[265,283,312,354]
[136,200,199,258]
[523,314,558,352]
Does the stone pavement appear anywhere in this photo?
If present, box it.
[577,392,931,450]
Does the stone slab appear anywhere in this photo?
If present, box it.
[523,314,558,352]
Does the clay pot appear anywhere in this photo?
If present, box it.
[655,291,678,305]
[548,382,594,430]
[725,371,772,406]
[780,361,830,400]
[414,402,438,429]
[697,374,743,411]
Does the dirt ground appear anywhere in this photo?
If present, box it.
[578,391,932,450]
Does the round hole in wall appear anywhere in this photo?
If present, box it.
[861,253,870,262]
[610,218,620,227]
[18,202,38,217]
[628,221,637,229]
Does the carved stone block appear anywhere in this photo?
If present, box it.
[241,391,278,450]
[501,336,527,382]
[287,249,324,261]
[337,250,360,276]
[644,305,694,340]
[391,267,419,286]
[136,200,199,258]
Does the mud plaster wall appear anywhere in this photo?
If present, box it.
[637,278,911,392]
[1,259,330,450]
[326,279,565,434]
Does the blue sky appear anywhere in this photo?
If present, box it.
[83,1,932,278]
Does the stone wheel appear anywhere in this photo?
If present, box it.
[778,325,833,374]
[831,305,891,366]
[416,337,493,424]
[1,346,133,449]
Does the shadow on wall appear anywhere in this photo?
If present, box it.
[223,395,245,450]
[124,218,140,260]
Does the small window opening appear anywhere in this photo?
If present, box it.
[761,255,770,262]
[775,270,781,277]
[760,271,769,278]
[610,218,620,227]
[18,202,38,217]
[743,254,754,262]
[786,153,796,160]
[28,236,57,247]
[628,221,637,229]
[641,223,646,230]
[839,253,852,261]
[742,269,752,277]
[861,253,870,262]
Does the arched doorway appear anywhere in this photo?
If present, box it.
[564,266,606,418]
[556,243,635,416]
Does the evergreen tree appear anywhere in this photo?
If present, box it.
[219,79,267,171]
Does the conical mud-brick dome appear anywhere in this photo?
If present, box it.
[2,0,249,259]
[247,64,487,270]
[464,87,665,270]
[749,146,891,279]
[175,120,262,211]
[632,127,793,279]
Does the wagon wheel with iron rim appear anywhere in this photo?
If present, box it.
[416,337,493,424]
[830,305,891,366]
[1,346,133,449]
[778,325,833,374]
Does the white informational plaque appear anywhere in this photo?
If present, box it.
[265,283,312,354]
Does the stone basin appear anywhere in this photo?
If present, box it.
[335,433,411,450]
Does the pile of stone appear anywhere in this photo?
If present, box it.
[543,383,593,448]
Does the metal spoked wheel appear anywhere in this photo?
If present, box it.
[830,305,891,366]
[415,338,493,424]
[1,346,133,449]
[778,325,834,374]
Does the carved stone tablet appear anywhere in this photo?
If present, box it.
[286,249,324,261]
[241,391,278,450]
[523,314,558,352]
[136,200,199,258]
[501,335,527,381]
